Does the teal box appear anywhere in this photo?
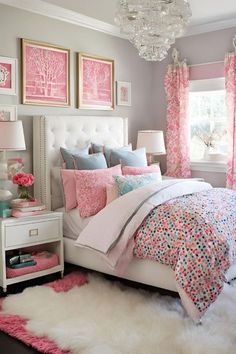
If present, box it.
[0,200,10,218]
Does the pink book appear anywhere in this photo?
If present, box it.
[11,199,43,208]
[11,210,48,218]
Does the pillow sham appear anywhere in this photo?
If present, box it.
[106,183,119,205]
[73,153,107,170]
[75,165,122,218]
[105,145,132,167]
[111,148,147,167]
[113,173,161,196]
[60,146,89,169]
[122,164,161,176]
[61,169,77,212]
[91,143,132,167]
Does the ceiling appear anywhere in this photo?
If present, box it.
[43,0,236,28]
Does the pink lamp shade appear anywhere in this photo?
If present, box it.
[137,130,166,155]
[0,121,26,151]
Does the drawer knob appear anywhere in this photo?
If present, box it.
[29,229,38,237]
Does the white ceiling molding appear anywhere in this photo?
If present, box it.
[0,0,236,40]
[185,17,236,37]
[0,0,126,39]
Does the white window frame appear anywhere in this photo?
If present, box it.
[189,78,227,173]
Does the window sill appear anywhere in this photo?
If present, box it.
[191,161,226,173]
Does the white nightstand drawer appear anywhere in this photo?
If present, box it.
[5,219,60,248]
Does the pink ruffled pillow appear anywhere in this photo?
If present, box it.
[61,169,77,212]
[75,165,122,218]
[122,165,161,176]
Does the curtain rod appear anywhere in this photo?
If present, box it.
[188,60,224,68]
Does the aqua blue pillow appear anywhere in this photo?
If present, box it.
[111,148,147,167]
[73,153,107,170]
[60,146,89,169]
[113,173,161,196]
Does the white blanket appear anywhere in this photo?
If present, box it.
[75,180,212,269]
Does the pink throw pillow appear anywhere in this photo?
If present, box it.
[75,165,122,218]
[106,183,119,205]
[61,169,77,212]
[122,165,161,176]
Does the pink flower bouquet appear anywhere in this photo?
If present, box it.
[12,172,35,199]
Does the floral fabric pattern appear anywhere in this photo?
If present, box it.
[224,53,236,189]
[134,188,236,315]
[113,173,161,196]
[164,63,191,178]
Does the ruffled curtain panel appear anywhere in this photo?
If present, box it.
[224,51,236,189]
[164,60,191,178]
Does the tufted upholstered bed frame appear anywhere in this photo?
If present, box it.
[33,115,176,292]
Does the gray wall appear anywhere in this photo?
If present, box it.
[0,4,235,187]
[0,4,154,174]
[153,27,236,186]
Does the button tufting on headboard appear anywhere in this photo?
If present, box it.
[33,115,128,210]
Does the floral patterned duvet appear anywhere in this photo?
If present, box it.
[134,188,236,317]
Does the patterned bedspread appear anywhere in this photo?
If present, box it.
[134,188,236,316]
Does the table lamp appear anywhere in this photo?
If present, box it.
[137,130,166,165]
[0,121,26,216]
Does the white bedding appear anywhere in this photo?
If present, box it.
[56,207,92,240]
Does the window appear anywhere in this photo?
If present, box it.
[189,78,228,164]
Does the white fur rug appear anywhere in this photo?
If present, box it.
[2,274,236,354]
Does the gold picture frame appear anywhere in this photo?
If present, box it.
[21,38,70,107]
[77,52,114,110]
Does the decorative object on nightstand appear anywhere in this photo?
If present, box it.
[10,198,46,218]
[0,121,26,217]
[0,211,64,292]
[12,172,35,200]
[137,130,166,165]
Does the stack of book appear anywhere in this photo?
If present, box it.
[11,199,46,217]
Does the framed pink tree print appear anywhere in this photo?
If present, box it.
[78,53,114,110]
[0,56,17,95]
[22,39,70,106]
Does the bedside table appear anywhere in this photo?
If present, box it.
[0,211,64,292]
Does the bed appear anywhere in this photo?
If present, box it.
[33,115,236,320]
[33,115,176,292]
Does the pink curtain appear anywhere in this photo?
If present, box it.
[164,63,191,178]
[224,53,236,189]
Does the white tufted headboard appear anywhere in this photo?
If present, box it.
[33,115,128,210]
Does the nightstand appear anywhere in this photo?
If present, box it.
[0,211,64,292]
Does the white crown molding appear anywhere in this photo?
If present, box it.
[185,17,236,37]
[0,0,236,40]
[0,0,126,39]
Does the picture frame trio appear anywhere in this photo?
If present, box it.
[0,38,131,113]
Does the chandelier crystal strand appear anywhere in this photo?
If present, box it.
[115,0,191,61]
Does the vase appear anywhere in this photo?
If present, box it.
[18,185,30,199]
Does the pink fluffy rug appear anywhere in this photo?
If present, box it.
[0,272,88,354]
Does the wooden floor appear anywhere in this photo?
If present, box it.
[0,263,178,354]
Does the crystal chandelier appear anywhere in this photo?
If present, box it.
[115,0,192,61]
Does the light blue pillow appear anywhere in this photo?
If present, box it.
[73,153,107,170]
[91,143,105,154]
[91,143,132,167]
[113,173,160,196]
[111,148,147,167]
[60,146,89,169]
[105,145,132,167]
